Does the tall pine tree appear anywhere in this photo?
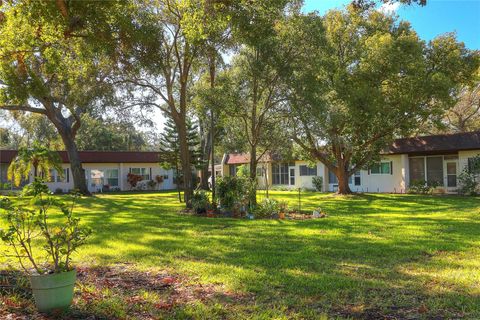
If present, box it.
[159,114,202,203]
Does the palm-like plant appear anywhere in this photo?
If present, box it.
[8,142,63,187]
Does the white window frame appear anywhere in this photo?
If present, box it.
[370,161,391,175]
[130,168,150,180]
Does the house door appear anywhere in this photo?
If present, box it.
[445,160,458,191]
[289,168,295,186]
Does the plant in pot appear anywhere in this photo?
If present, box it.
[278,201,288,220]
[0,178,92,313]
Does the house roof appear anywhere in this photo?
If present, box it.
[222,132,480,163]
[0,150,161,164]
[386,131,480,155]
[225,153,276,165]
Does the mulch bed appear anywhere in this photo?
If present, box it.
[181,209,327,220]
[0,263,252,320]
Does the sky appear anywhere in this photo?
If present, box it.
[303,0,480,50]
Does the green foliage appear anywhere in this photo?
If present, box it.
[235,165,249,178]
[251,198,280,218]
[407,180,439,194]
[0,178,91,274]
[158,114,203,172]
[7,142,63,187]
[280,5,479,193]
[459,156,480,195]
[312,176,323,192]
[215,176,247,211]
[191,190,211,213]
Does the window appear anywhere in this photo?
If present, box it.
[370,162,391,174]
[299,165,317,176]
[105,169,119,186]
[163,175,169,180]
[48,169,56,183]
[468,157,480,174]
[426,156,443,185]
[63,168,69,183]
[272,163,288,185]
[256,167,264,177]
[130,168,150,180]
[409,157,425,182]
[90,169,104,187]
[354,171,361,186]
[229,165,237,177]
[328,169,338,184]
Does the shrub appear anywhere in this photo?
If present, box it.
[191,190,210,213]
[147,180,157,189]
[216,176,247,211]
[252,198,280,218]
[458,169,479,195]
[0,178,91,274]
[408,180,439,194]
[54,187,64,194]
[155,175,164,184]
[127,173,143,188]
[312,176,323,192]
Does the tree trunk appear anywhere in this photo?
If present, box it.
[335,167,352,195]
[59,131,90,195]
[176,118,193,207]
[249,145,257,206]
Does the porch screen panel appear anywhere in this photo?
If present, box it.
[272,163,288,185]
[409,158,425,183]
[426,156,443,186]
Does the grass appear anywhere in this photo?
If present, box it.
[1,190,480,319]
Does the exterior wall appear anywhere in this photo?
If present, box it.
[355,155,405,193]
[10,162,177,193]
[292,161,325,190]
[459,150,480,172]
[218,149,480,194]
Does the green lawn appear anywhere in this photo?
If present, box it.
[1,191,480,319]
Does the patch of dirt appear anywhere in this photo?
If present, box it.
[0,263,252,320]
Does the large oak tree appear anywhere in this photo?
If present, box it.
[281,5,479,194]
[0,0,132,194]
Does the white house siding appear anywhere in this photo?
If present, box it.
[357,155,406,193]
[459,150,480,172]
[121,163,175,191]
[325,155,406,193]
[293,161,326,190]
[38,162,176,193]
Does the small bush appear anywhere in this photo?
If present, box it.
[147,180,157,189]
[408,180,439,194]
[216,176,248,211]
[54,187,64,194]
[458,169,479,195]
[127,173,143,188]
[252,198,280,218]
[191,190,210,213]
[312,177,323,192]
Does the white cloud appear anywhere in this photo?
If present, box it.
[378,2,401,15]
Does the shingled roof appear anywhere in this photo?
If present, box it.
[386,131,480,155]
[225,153,280,165]
[0,150,161,164]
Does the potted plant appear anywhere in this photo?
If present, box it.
[0,179,91,313]
[278,201,288,220]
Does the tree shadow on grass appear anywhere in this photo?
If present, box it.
[17,192,479,318]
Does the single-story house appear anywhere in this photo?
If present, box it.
[0,150,176,193]
[217,131,480,193]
